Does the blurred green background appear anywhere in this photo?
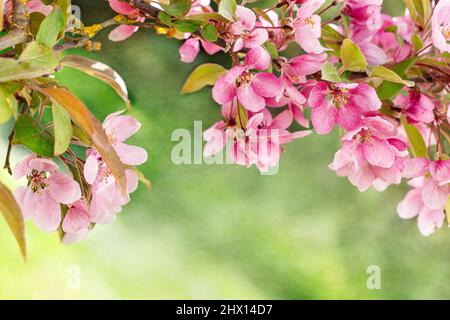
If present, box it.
[2,0,450,300]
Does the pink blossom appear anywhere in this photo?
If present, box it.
[397,186,445,236]
[62,200,91,244]
[14,155,81,232]
[212,46,282,112]
[230,111,311,171]
[329,116,408,191]
[394,91,435,124]
[179,37,222,63]
[294,0,326,54]
[432,0,450,53]
[230,5,268,52]
[308,82,382,134]
[108,0,145,41]
[83,112,147,223]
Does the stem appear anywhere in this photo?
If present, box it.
[318,1,337,16]
[0,0,30,51]
[3,131,14,175]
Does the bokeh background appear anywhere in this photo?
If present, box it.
[1,0,449,299]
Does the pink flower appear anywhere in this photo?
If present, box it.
[108,0,145,41]
[62,200,91,244]
[179,37,222,63]
[212,46,282,112]
[85,152,138,224]
[397,186,445,236]
[308,82,382,134]
[294,0,326,54]
[432,0,450,53]
[14,155,81,232]
[230,5,268,52]
[230,111,310,171]
[83,112,146,223]
[394,91,435,124]
[329,116,408,191]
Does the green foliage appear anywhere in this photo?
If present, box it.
[0,41,58,83]
[173,20,201,33]
[52,102,73,156]
[181,63,227,94]
[36,7,65,47]
[201,24,218,43]
[161,0,192,17]
[340,39,366,72]
[218,0,237,21]
[321,62,341,83]
[12,114,55,157]
[401,116,428,158]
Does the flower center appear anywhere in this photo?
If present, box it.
[358,129,373,142]
[331,89,349,109]
[237,72,253,86]
[27,169,48,194]
[298,17,315,27]
[444,25,450,41]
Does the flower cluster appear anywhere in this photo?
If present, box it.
[150,0,448,235]
[13,112,147,243]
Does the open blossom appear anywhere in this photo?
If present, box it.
[329,116,408,192]
[294,0,326,54]
[397,184,445,236]
[397,158,450,236]
[84,112,146,224]
[212,46,282,112]
[204,110,311,172]
[179,37,222,63]
[230,5,268,52]
[108,0,145,41]
[14,155,81,232]
[62,200,91,244]
[432,0,450,53]
[394,91,435,124]
[308,82,382,134]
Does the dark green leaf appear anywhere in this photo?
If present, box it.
[12,114,54,157]
[173,20,201,33]
[161,0,191,17]
[201,23,218,42]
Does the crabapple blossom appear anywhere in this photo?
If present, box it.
[308,82,382,134]
[62,200,91,244]
[293,0,326,54]
[84,112,146,223]
[212,46,282,112]
[108,0,145,41]
[329,116,408,192]
[230,5,269,52]
[432,0,450,53]
[13,155,81,232]
[394,91,435,124]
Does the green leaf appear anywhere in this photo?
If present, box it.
[52,102,72,155]
[340,38,366,72]
[158,11,172,26]
[370,66,415,87]
[161,0,191,17]
[321,61,341,83]
[0,85,12,123]
[12,114,55,157]
[411,34,423,51]
[0,41,58,83]
[376,58,415,100]
[181,63,227,94]
[201,23,218,42]
[0,180,26,260]
[263,41,278,59]
[401,116,428,158]
[173,20,201,33]
[218,0,237,21]
[36,6,65,47]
